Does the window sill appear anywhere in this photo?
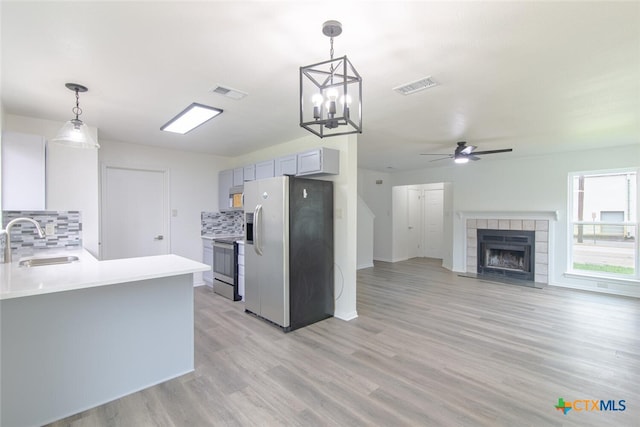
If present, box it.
[564,271,640,285]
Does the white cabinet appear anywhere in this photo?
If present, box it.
[255,159,275,180]
[233,167,244,186]
[276,154,297,176]
[243,164,255,181]
[202,239,214,286]
[218,169,233,211]
[296,147,339,176]
[237,242,245,301]
[1,131,46,210]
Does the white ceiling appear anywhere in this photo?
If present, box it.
[2,1,639,171]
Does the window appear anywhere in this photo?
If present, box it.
[568,170,638,279]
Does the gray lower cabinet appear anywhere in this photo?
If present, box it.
[203,239,214,286]
[237,242,245,301]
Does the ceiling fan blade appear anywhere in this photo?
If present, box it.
[469,155,481,161]
[471,148,513,155]
[429,156,451,162]
[420,153,452,156]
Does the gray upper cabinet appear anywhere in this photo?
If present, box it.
[218,169,233,211]
[232,167,244,186]
[1,131,46,210]
[243,164,256,181]
[276,154,297,176]
[255,159,275,180]
[296,147,339,176]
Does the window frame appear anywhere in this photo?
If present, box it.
[567,168,639,280]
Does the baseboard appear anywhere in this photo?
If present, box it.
[334,310,358,321]
[193,280,209,287]
[357,263,374,270]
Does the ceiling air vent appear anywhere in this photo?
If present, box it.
[393,76,438,95]
[210,85,248,100]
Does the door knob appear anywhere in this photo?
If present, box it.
[154,235,164,240]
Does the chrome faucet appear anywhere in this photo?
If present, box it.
[2,217,46,263]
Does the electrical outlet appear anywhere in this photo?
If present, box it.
[45,223,55,236]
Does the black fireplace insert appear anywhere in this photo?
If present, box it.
[477,229,535,281]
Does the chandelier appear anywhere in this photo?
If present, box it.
[299,20,362,138]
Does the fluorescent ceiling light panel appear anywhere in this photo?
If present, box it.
[161,103,223,134]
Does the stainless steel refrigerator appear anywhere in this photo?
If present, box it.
[243,176,334,332]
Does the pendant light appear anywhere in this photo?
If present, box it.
[300,20,362,138]
[52,83,100,149]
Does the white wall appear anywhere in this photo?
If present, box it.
[5,114,100,257]
[357,195,374,269]
[391,185,409,262]
[98,139,230,284]
[0,102,4,225]
[358,169,393,261]
[233,134,359,321]
[389,144,640,297]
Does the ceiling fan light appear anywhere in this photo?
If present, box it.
[454,156,469,164]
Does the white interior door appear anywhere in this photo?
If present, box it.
[101,165,169,260]
[424,189,444,259]
[407,188,422,258]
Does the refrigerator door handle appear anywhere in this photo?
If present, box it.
[254,204,263,256]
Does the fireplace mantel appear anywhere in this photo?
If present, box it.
[457,210,559,221]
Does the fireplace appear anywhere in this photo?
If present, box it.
[477,229,535,281]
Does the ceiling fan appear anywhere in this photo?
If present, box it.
[421,141,513,164]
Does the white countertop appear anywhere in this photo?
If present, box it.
[0,249,210,301]
[201,234,244,241]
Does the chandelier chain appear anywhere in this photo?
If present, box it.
[329,36,334,60]
[72,88,82,120]
[329,37,335,76]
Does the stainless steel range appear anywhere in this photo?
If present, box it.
[213,237,242,301]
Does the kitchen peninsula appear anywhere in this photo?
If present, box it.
[0,250,209,427]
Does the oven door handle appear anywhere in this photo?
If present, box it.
[254,204,263,256]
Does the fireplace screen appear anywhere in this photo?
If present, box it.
[477,229,535,281]
[485,248,526,271]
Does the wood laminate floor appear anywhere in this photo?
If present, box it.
[49,258,639,426]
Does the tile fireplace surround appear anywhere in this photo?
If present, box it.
[466,217,551,284]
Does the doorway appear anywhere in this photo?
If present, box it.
[393,183,445,260]
[101,165,170,260]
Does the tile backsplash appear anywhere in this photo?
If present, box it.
[2,210,82,262]
[201,211,243,236]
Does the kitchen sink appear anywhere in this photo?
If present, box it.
[19,256,80,267]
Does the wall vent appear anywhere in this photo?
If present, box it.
[393,76,438,95]
[210,85,248,100]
